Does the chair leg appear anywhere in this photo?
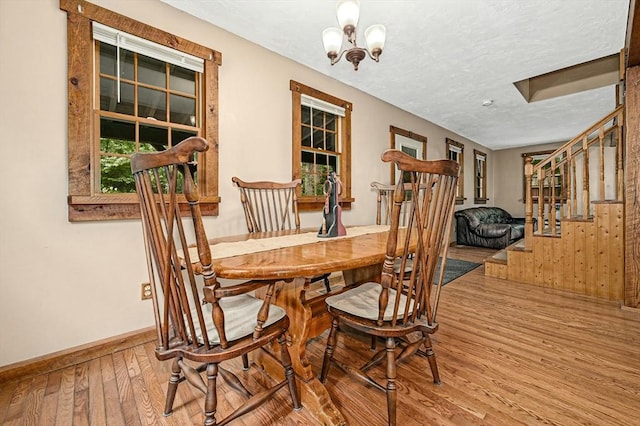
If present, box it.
[278,334,302,410]
[371,335,377,350]
[204,363,218,426]
[423,334,441,385]
[385,337,398,426]
[164,358,181,416]
[241,353,249,371]
[319,317,340,383]
[323,275,332,293]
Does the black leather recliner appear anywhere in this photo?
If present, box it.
[454,207,532,249]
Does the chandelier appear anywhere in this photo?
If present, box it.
[321,0,386,71]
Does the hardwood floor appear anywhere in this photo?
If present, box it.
[2,245,639,425]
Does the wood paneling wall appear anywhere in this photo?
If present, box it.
[624,66,640,309]
[488,202,625,300]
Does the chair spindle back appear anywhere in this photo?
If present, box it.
[232,177,301,233]
[371,181,430,227]
[379,150,460,327]
[132,137,224,352]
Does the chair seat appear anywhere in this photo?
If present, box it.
[190,294,286,345]
[325,282,413,321]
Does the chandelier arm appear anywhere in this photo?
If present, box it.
[330,48,349,66]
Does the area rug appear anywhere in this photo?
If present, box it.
[434,258,481,285]
[311,257,481,296]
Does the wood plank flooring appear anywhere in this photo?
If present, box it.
[1,245,639,425]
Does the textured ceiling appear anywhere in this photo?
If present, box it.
[160,0,629,150]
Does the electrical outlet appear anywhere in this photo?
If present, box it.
[141,283,152,300]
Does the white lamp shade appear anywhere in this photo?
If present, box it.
[322,27,343,55]
[336,0,360,29]
[365,24,386,52]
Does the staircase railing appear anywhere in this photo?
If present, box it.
[523,105,624,249]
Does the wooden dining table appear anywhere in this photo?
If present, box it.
[201,225,397,426]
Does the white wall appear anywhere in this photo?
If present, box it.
[0,0,495,367]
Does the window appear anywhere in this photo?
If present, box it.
[474,149,487,204]
[389,126,427,183]
[61,0,221,221]
[446,138,465,204]
[290,80,352,210]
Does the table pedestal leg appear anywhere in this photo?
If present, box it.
[253,264,382,425]
[342,264,382,286]
[254,277,345,425]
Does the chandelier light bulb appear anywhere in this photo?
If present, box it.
[336,0,360,31]
[364,24,386,59]
[323,27,344,57]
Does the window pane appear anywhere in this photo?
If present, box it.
[169,66,196,95]
[301,105,311,125]
[312,109,324,127]
[99,44,135,80]
[301,152,315,196]
[172,129,197,147]
[138,55,166,88]
[138,87,167,121]
[326,132,336,152]
[139,141,157,153]
[328,155,337,172]
[326,115,336,131]
[317,153,328,166]
[316,166,328,195]
[100,78,116,110]
[301,150,314,164]
[100,78,134,115]
[301,161,315,196]
[99,43,116,76]
[100,137,135,155]
[121,50,134,80]
[170,94,196,126]
[99,119,136,194]
[313,129,324,149]
[100,155,135,193]
[301,126,311,147]
[100,117,135,142]
[140,124,168,151]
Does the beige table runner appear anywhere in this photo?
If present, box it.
[187,225,389,260]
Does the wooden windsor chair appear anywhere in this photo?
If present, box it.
[371,180,433,277]
[371,181,417,227]
[320,149,460,425]
[131,137,301,426]
[232,176,332,293]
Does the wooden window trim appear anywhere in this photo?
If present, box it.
[473,149,488,204]
[389,125,427,183]
[446,138,465,204]
[290,80,352,211]
[60,0,221,221]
